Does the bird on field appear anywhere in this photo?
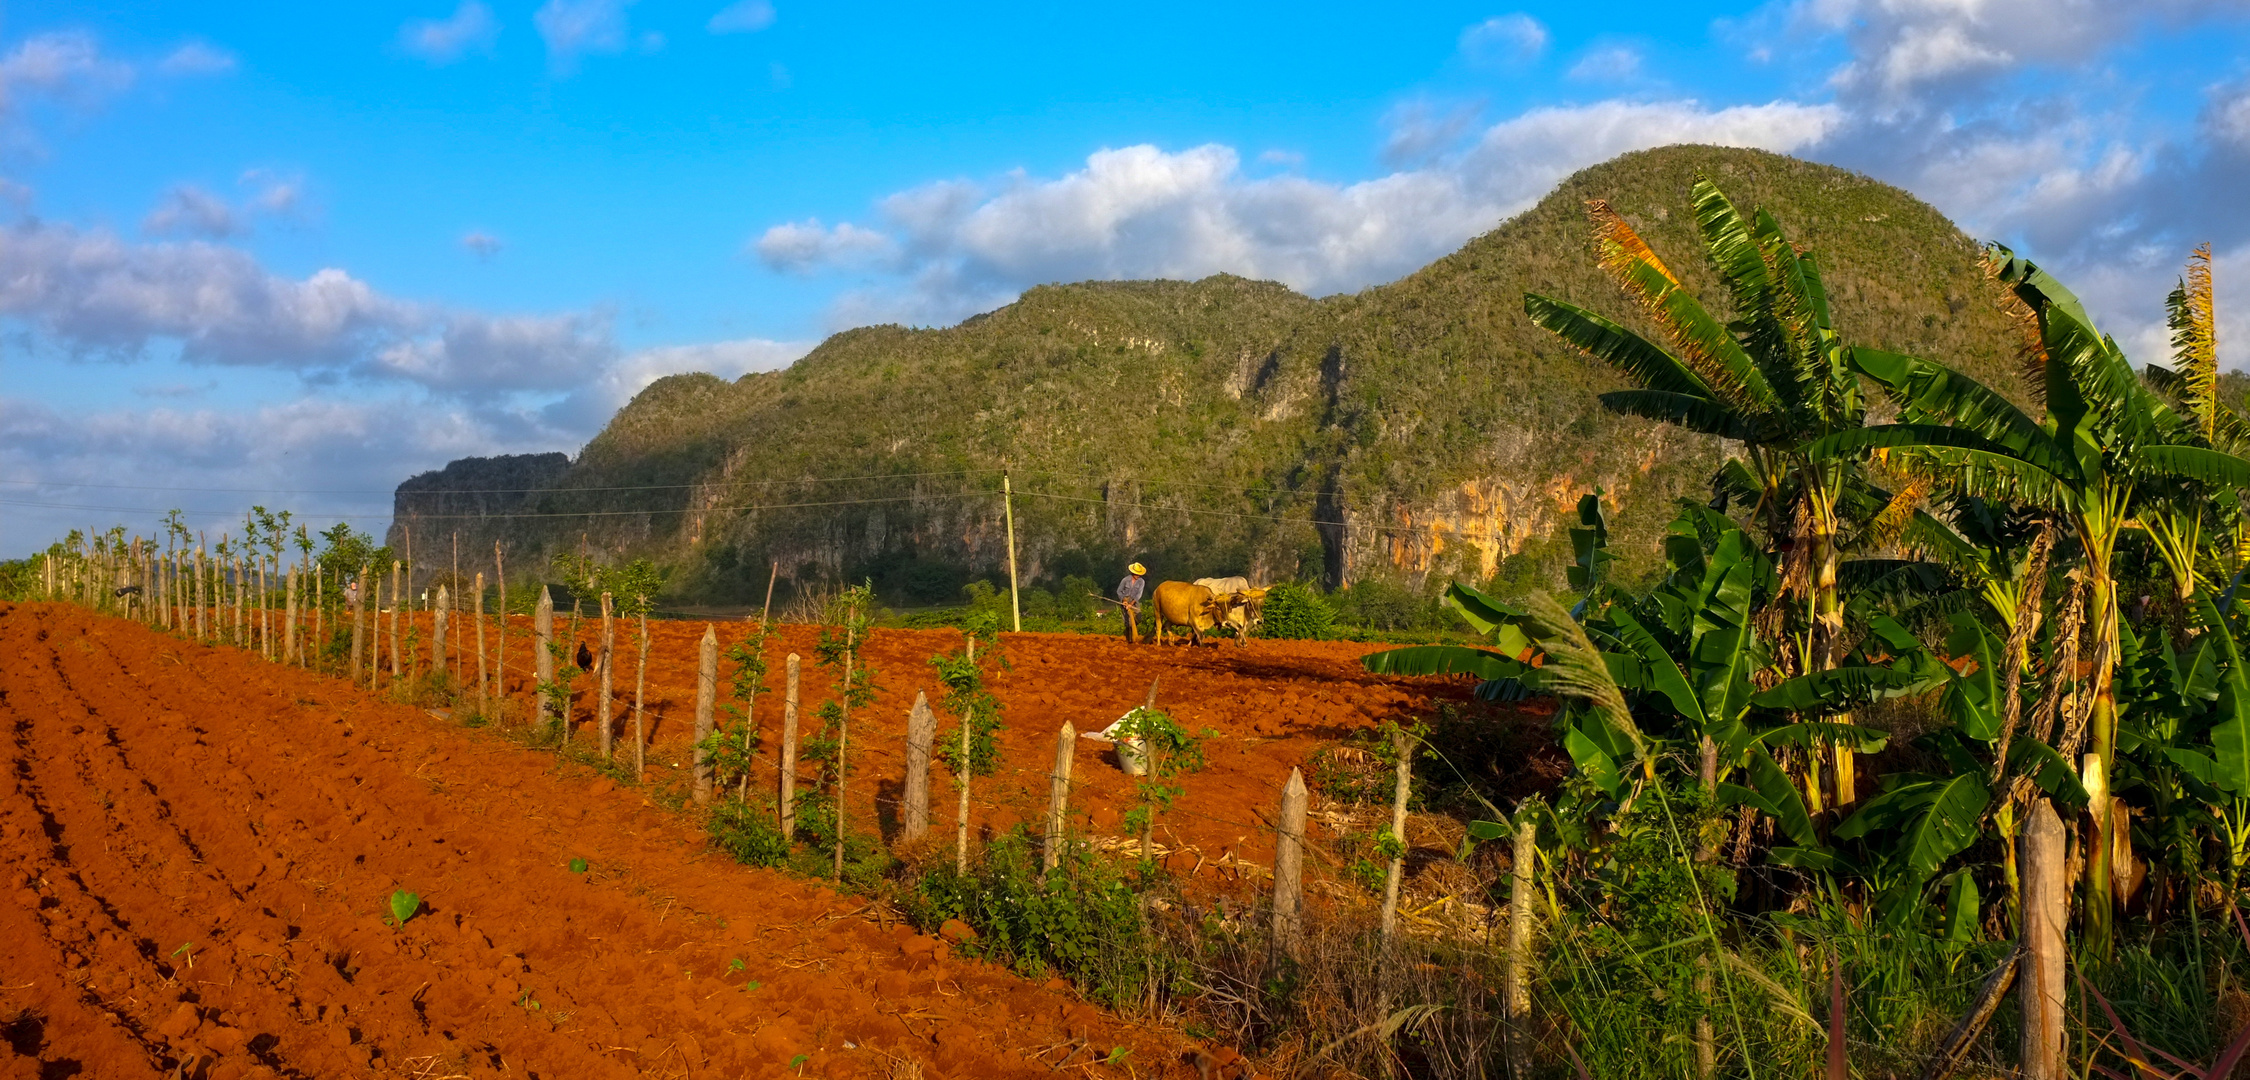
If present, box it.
[575,642,594,671]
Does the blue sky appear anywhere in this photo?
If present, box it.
[5,0,2250,554]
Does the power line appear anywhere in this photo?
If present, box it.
[8,472,1510,544]
[0,490,995,522]
[0,467,999,498]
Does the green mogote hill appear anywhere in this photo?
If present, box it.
[391,145,2029,606]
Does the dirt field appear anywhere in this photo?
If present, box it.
[1,602,1530,1078]
[489,614,1514,874]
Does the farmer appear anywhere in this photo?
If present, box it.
[1115,561,1148,644]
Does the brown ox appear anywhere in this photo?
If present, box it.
[1150,581,1242,647]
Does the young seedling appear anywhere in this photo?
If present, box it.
[727,957,746,974]
[790,1052,810,1073]
[1112,708,1206,865]
[1105,1046,1132,1066]
[569,857,589,874]
[387,889,421,927]
[171,942,195,969]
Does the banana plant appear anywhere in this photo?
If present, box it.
[1524,179,1918,813]
[2120,593,2250,906]
[1728,610,2089,928]
[1808,245,2250,953]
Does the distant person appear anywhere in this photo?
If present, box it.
[1116,561,1147,643]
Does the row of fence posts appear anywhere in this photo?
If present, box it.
[40,534,341,671]
[37,560,2076,1078]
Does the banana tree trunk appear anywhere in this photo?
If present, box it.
[1808,480,1856,808]
[2082,569,2120,958]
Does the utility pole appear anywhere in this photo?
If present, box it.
[1003,469,1022,632]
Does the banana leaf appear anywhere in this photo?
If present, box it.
[1360,644,1529,681]
[1751,665,1933,711]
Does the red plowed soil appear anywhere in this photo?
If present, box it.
[475,615,1536,874]
[0,603,1209,1079]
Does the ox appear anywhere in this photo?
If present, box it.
[1193,576,1269,643]
[1150,581,1242,647]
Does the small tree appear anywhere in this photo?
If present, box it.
[931,611,1007,871]
[1111,707,1207,866]
[703,617,777,801]
[609,559,664,774]
[801,582,878,878]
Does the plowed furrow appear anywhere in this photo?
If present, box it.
[1,603,1190,1079]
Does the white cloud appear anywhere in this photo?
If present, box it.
[758,100,1842,327]
[402,2,501,63]
[535,0,636,71]
[543,336,808,430]
[755,219,896,273]
[239,169,304,217]
[157,41,236,76]
[142,185,242,238]
[1568,45,1642,82]
[0,31,133,110]
[1800,0,2250,108]
[462,230,504,259]
[0,219,652,401]
[708,0,777,34]
[0,392,542,553]
[1380,98,1485,167]
[368,312,616,395]
[1458,14,1548,68]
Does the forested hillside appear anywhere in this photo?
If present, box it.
[391,145,2028,605]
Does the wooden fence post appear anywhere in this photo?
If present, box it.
[903,690,936,842]
[780,653,800,836]
[957,696,973,874]
[1379,725,1414,939]
[1272,767,1307,961]
[196,540,208,639]
[1506,815,1539,1079]
[1044,723,1077,874]
[694,625,718,805]
[474,572,488,714]
[389,561,404,681]
[633,610,650,779]
[284,565,298,664]
[493,544,507,706]
[2020,799,2067,1080]
[350,566,366,684]
[534,586,555,727]
[598,592,615,759]
[433,584,449,680]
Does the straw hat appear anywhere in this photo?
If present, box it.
[1128,562,1146,575]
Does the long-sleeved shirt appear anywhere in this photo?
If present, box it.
[1115,574,1146,604]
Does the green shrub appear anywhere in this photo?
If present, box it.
[708,801,790,867]
[1257,581,1336,639]
[1056,575,1098,619]
[1330,577,1444,631]
[907,830,1168,1008]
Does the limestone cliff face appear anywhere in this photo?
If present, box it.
[392,146,2026,603]
[386,453,571,574]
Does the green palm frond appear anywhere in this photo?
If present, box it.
[2164,243,2220,440]
[1597,389,1763,440]
[1523,591,1644,757]
[1845,347,2065,475]
[1524,294,1713,400]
